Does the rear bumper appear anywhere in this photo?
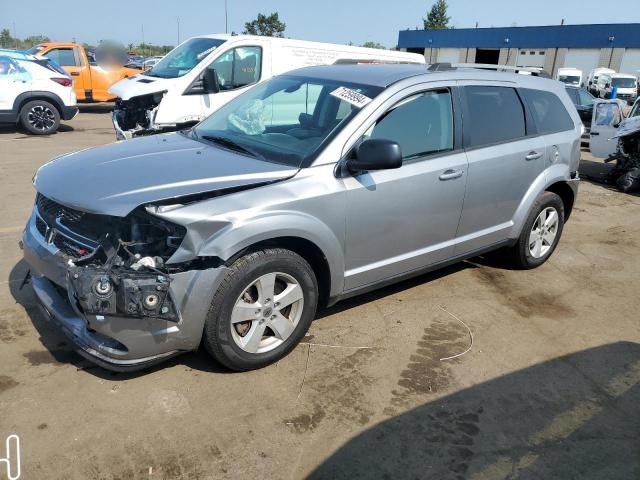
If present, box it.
[21,209,227,371]
[61,105,79,121]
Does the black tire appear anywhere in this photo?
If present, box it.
[19,100,60,135]
[507,192,565,269]
[203,248,318,371]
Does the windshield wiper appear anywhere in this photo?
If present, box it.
[201,135,263,160]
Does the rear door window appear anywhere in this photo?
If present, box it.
[462,86,526,148]
[521,88,575,134]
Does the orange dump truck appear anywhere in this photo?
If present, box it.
[27,43,139,102]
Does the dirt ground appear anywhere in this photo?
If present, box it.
[0,108,639,480]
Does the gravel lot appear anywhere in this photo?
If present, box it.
[0,107,639,479]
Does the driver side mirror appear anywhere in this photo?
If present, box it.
[347,139,403,173]
[203,68,220,94]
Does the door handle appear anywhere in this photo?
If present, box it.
[525,151,543,161]
[70,72,80,76]
[439,169,463,181]
[590,132,599,136]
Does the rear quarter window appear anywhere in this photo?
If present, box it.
[462,86,526,148]
[521,89,575,134]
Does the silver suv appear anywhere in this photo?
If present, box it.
[21,64,580,371]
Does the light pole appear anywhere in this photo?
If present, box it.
[225,0,228,34]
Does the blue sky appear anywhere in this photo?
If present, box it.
[1,0,635,48]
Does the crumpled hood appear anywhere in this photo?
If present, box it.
[108,74,177,100]
[35,132,298,217]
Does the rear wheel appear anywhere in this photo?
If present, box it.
[203,248,318,371]
[19,100,60,135]
[507,192,565,269]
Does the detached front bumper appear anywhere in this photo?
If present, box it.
[21,210,227,371]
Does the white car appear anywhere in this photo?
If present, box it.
[0,50,78,134]
[108,34,425,140]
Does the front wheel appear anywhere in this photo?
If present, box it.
[507,192,565,269]
[19,100,60,135]
[203,248,318,371]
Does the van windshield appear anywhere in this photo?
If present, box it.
[193,75,382,167]
[147,38,226,78]
[559,75,580,85]
[612,77,637,89]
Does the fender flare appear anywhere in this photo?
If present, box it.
[195,212,346,298]
[13,91,66,116]
[510,165,576,239]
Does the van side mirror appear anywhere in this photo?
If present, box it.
[347,139,402,173]
[203,68,220,94]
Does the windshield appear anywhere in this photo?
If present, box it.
[194,75,383,167]
[612,77,637,89]
[559,75,580,85]
[147,38,226,78]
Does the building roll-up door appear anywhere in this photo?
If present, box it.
[436,48,460,64]
[564,49,600,78]
[620,49,640,74]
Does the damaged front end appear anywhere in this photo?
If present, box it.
[605,117,640,193]
[22,193,226,370]
[112,92,167,140]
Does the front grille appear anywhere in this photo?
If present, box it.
[36,193,85,224]
[35,215,48,237]
[34,193,99,260]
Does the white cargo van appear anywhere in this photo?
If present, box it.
[596,73,638,104]
[109,34,425,139]
[586,67,615,95]
[556,67,582,86]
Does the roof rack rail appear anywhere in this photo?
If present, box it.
[427,62,454,72]
[452,63,551,78]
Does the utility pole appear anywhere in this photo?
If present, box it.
[225,0,228,33]
[141,24,145,58]
[177,17,180,45]
[12,22,17,49]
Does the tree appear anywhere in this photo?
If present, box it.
[22,35,50,48]
[361,41,386,49]
[243,12,286,37]
[423,0,451,30]
[0,29,13,48]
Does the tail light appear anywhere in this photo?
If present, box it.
[51,77,73,87]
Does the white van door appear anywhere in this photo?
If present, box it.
[589,100,623,158]
[200,45,266,118]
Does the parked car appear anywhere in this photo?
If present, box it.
[142,56,163,70]
[565,85,595,127]
[0,49,77,134]
[26,42,139,102]
[22,64,580,372]
[589,97,640,158]
[556,67,582,86]
[595,73,638,104]
[586,67,615,95]
[108,34,425,140]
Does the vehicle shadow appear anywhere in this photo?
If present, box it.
[78,103,114,114]
[308,341,640,480]
[579,158,640,197]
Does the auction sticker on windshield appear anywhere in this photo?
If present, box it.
[330,87,372,108]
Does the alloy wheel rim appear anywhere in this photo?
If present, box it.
[529,207,559,258]
[230,272,304,354]
[27,105,55,131]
